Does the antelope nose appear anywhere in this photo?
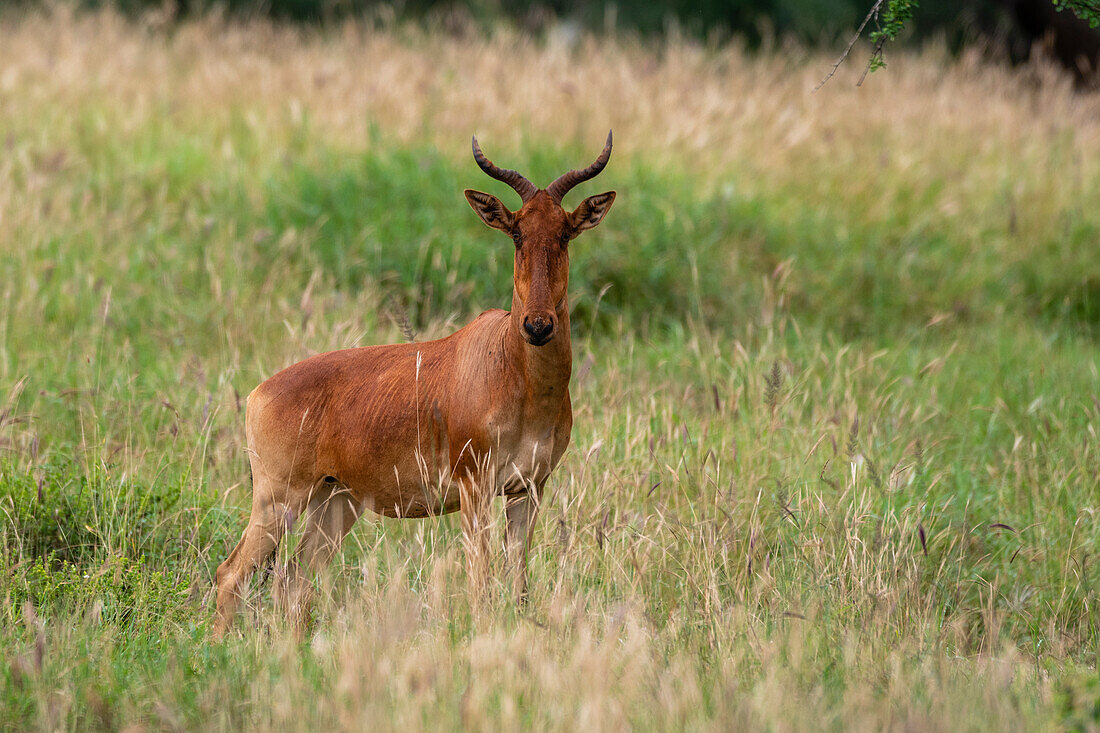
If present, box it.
[523,315,555,344]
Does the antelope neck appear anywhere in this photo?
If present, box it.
[506,291,572,396]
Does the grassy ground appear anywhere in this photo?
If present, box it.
[1,7,1098,730]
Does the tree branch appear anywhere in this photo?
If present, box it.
[815,0,886,91]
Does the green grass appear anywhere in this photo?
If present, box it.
[1,11,1099,731]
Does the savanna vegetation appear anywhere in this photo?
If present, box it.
[0,6,1098,730]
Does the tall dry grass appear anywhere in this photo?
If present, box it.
[3,5,1099,197]
[1,6,1098,731]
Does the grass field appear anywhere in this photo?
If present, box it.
[1,7,1099,730]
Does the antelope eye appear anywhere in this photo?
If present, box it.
[559,231,570,244]
[512,231,522,245]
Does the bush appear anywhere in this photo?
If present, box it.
[0,459,223,571]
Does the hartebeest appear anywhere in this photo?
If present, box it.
[213,133,616,636]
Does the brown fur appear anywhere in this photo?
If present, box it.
[213,139,615,637]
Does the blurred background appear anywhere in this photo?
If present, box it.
[3,0,1098,83]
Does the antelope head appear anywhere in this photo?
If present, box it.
[465,132,616,346]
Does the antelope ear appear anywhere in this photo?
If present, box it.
[465,190,515,232]
[569,191,616,234]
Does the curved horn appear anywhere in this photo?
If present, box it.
[471,136,538,203]
[546,130,613,203]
